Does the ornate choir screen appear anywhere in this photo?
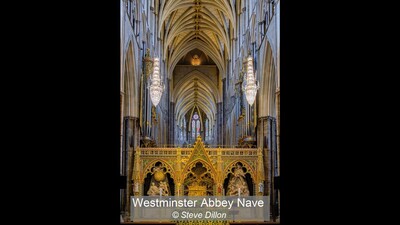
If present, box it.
[132,136,265,198]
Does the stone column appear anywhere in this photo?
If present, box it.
[222,78,226,145]
[124,116,139,221]
[256,147,265,196]
[258,115,278,220]
[169,102,175,145]
[270,117,278,220]
[216,102,223,146]
[257,116,276,195]
[121,116,133,215]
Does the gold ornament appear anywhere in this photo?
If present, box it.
[154,171,165,181]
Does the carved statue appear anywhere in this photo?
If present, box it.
[227,163,250,196]
[146,164,171,196]
[159,181,169,196]
[147,182,159,196]
[258,182,264,193]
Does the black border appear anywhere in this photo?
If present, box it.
[280,0,353,223]
[33,1,122,224]
[28,1,351,224]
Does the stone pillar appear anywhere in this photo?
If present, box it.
[216,102,223,146]
[258,115,278,220]
[123,116,139,221]
[256,147,265,196]
[257,116,276,195]
[222,78,226,145]
[141,49,153,139]
[122,116,135,214]
[276,90,280,175]
[270,117,279,220]
[169,102,175,145]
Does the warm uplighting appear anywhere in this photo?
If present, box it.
[192,54,200,66]
[244,56,258,106]
[149,57,164,106]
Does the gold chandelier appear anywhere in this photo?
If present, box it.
[244,56,258,106]
[149,57,164,106]
[192,54,200,66]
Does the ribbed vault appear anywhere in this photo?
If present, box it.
[173,70,220,129]
[159,0,235,78]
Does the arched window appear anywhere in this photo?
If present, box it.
[192,120,196,138]
[191,112,200,138]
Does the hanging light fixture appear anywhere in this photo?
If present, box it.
[244,56,258,106]
[192,54,200,66]
[149,57,164,106]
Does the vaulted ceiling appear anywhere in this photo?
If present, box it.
[173,70,221,128]
[159,0,235,78]
[159,0,236,131]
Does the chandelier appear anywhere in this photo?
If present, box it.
[192,54,200,66]
[244,56,258,106]
[149,57,164,106]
